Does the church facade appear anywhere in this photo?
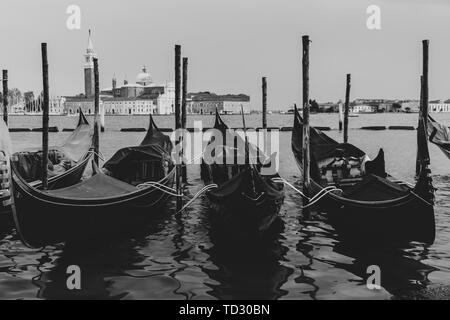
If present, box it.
[64,32,175,115]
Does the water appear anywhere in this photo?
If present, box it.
[1,113,449,300]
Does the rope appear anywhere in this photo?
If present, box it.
[136,181,182,197]
[88,149,105,162]
[272,177,343,209]
[175,184,218,214]
[409,190,434,207]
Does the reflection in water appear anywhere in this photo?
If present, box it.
[203,218,293,300]
[34,211,171,300]
[331,242,436,299]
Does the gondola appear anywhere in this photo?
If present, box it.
[427,115,450,160]
[11,114,175,248]
[201,111,284,235]
[0,110,93,224]
[12,110,93,190]
[291,105,435,245]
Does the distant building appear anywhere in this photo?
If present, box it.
[102,97,157,115]
[187,92,250,114]
[63,32,175,115]
[100,68,175,115]
[399,100,419,113]
[430,100,450,113]
[84,30,97,98]
[64,96,95,115]
[318,102,338,112]
[351,105,376,113]
[352,99,397,113]
[49,96,65,115]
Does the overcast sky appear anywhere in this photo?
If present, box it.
[0,0,449,109]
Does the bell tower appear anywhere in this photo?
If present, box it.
[84,29,97,98]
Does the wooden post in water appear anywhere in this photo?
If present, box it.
[41,43,49,190]
[416,40,431,176]
[2,70,8,125]
[262,77,267,129]
[174,45,182,208]
[93,58,100,166]
[181,57,188,183]
[100,102,105,132]
[416,75,423,177]
[302,35,311,191]
[422,40,429,129]
[338,102,343,131]
[344,74,351,144]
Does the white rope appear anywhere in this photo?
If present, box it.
[301,188,344,209]
[272,177,343,209]
[175,184,218,214]
[136,181,182,197]
[88,149,105,162]
[409,190,434,207]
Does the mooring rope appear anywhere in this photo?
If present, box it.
[271,177,343,209]
[88,149,105,162]
[174,184,218,214]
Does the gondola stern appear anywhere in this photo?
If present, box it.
[77,108,89,126]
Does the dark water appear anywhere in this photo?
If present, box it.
[0,113,449,300]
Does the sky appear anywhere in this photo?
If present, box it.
[0,0,450,110]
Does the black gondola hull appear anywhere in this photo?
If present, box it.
[207,190,284,236]
[291,107,435,246]
[308,179,435,245]
[11,171,174,248]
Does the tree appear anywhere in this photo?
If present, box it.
[24,91,35,112]
[7,88,22,105]
[310,99,320,112]
[392,103,402,113]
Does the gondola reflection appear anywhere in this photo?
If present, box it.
[33,211,172,300]
[202,215,293,300]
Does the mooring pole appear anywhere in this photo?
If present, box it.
[262,77,267,129]
[344,74,351,144]
[100,101,105,132]
[2,70,8,125]
[93,58,100,166]
[302,35,311,191]
[338,102,343,131]
[417,39,431,174]
[416,75,424,177]
[41,43,49,190]
[175,45,182,209]
[422,40,429,131]
[181,57,188,183]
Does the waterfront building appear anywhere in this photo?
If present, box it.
[101,97,157,115]
[64,96,95,115]
[100,68,175,115]
[399,100,420,113]
[84,30,97,98]
[430,100,450,113]
[351,104,377,113]
[187,92,250,114]
[63,32,175,115]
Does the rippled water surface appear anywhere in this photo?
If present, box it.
[0,113,449,300]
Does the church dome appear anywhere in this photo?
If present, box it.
[136,66,152,85]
